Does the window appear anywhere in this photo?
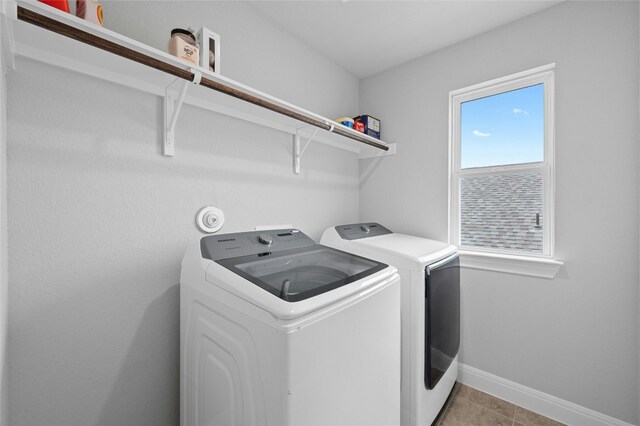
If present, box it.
[449,64,557,269]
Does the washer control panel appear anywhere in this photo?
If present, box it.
[201,229,315,261]
[335,223,392,240]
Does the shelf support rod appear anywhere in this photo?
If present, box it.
[164,68,202,157]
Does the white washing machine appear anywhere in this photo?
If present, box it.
[180,228,401,426]
[321,223,460,426]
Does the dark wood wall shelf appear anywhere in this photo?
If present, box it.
[8,0,396,168]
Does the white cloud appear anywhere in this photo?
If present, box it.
[513,108,529,116]
[472,130,491,137]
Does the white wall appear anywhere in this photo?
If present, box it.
[6,2,360,425]
[0,7,7,426]
[360,1,639,423]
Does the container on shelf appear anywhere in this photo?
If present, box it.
[196,27,221,74]
[76,0,103,27]
[37,0,70,13]
[354,115,380,139]
[335,117,354,129]
[168,28,199,66]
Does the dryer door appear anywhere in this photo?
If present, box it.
[425,253,460,390]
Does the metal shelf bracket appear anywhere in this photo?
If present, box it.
[164,68,202,157]
[294,126,318,174]
[294,122,334,174]
[1,0,17,71]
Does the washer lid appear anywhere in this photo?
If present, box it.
[216,245,388,302]
[200,229,388,302]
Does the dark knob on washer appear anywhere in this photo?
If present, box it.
[258,234,273,246]
[360,225,370,233]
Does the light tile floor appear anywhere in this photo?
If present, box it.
[434,383,565,426]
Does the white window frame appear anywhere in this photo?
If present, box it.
[448,64,562,278]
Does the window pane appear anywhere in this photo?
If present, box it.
[461,84,544,169]
[460,171,543,253]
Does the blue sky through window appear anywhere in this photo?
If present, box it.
[460,84,544,169]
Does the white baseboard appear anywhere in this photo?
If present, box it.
[458,363,635,426]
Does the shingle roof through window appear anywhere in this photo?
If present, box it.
[460,172,543,253]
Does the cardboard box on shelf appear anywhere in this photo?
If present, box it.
[354,115,380,139]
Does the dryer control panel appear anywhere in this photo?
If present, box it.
[201,229,314,261]
[335,223,392,240]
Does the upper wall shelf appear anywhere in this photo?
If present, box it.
[5,0,396,167]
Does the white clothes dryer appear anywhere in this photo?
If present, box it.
[180,228,401,426]
[321,223,460,426]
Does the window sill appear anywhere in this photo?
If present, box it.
[458,250,563,279]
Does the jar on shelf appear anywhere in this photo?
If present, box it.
[168,28,199,66]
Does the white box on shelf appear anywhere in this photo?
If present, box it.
[196,27,220,74]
